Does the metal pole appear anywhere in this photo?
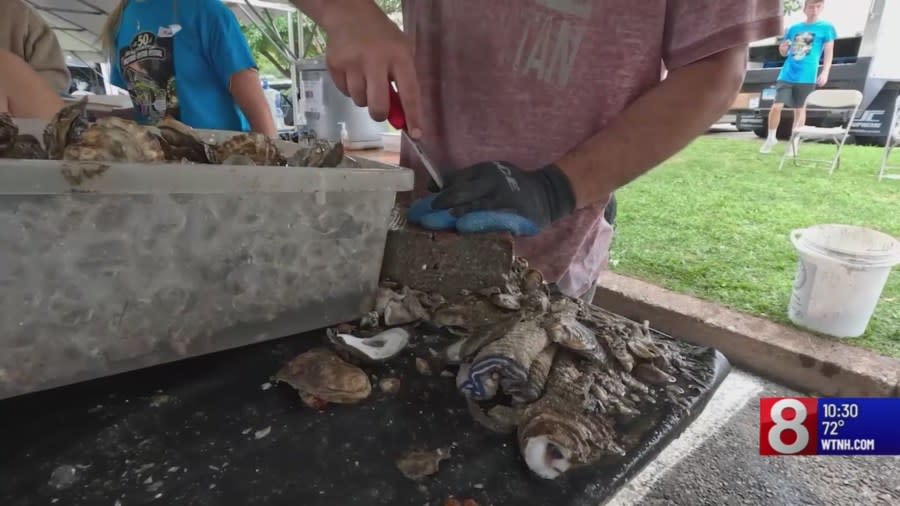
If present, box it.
[239,0,296,61]
[287,10,303,130]
[297,10,307,128]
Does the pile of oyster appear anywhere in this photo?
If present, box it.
[0,97,344,167]
[274,256,712,481]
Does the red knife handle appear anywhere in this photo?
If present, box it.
[387,85,407,131]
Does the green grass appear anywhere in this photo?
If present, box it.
[610,136,900,358]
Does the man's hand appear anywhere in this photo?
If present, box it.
[779,40,791,57]
[230,68,277,137]
[818,41,834,88]
[406,161,576,236]
[292,0,423,138]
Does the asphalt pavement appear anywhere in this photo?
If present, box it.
[605,369,900,506]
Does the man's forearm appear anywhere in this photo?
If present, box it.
[229,69,277,137]
[555,45,748,208]
[291,0,379,31]
[821,45,834,75]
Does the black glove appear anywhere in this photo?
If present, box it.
[427,161,576,231]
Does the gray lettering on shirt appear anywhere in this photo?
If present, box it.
[512,1,589,87]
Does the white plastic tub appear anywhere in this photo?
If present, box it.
[0,122,413,399]
[788,224,900,338]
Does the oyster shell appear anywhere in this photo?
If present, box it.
[490,293,521,311]
[0,114,47,159]
[545,314,606,363]
[396,447,450,480]
[384,291,429,326]
[155,117,215,163]
[216,132,286,166]
[5,134,47,159]
[63,117,165,163]
[517,353,623,480]
[0,113,18,153]
[286,139,344,167]
[329,327,410,363]
[43,96,90,159]
[274,348,371,409]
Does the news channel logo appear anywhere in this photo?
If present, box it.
[759,397,900,456]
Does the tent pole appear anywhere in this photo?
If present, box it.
[287,10,303,130]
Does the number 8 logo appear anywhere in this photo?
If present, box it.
[768,398,810,454]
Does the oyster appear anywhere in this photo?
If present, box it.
[396,447,450,480]
[465,398,522,434]
[329,327,410,363]
[274,348,372,409]
[155,116,215,163]
[6,135,47,159]
[517,353,623,480]
[512,343,558,404]
[0,114,47,159]
[216,132,286,166]
[490,293,521,311]
[521,268,544,293]
[286,139,344,167]
[63,117,165,163]
[634,362,677,385]
[43,96,91,159]
[0,113,18,153]
[544,310,606,363]
[459,318,549,401]
[383,290,429,326]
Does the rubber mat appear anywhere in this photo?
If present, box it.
[0,327,730,506]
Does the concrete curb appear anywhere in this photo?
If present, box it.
[592,272,900,397]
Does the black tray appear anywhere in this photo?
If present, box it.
[0,327,730,506]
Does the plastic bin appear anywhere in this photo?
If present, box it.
[0,124,413,399]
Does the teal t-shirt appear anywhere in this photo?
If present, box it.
[777,20,837,84]
[109,0,257,131]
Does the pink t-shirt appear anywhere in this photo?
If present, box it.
[399,0,782,297]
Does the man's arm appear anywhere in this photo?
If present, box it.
[817,41,834,87]
[23,7,71,93]
[555,45,748,208]
[229,68,276,137]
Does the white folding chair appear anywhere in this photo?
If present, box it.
[877,95,900,182]
[778,89,864,175]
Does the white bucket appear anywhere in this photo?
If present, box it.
[788,224,900,338]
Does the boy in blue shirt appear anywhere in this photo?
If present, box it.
[760,0,836,154]
[101,0,275,136]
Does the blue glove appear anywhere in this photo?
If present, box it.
[408,195,543,235]
[407,161,576,237]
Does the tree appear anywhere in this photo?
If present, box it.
[783,0,802,15]
[241,0,403,79]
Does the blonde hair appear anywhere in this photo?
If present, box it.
[101,1,127,63]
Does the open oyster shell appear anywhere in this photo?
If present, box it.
[154,116,215,163]
[63,117,165,163]
[43,97,91,159]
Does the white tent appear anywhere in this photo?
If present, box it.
[28,0,300,62]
